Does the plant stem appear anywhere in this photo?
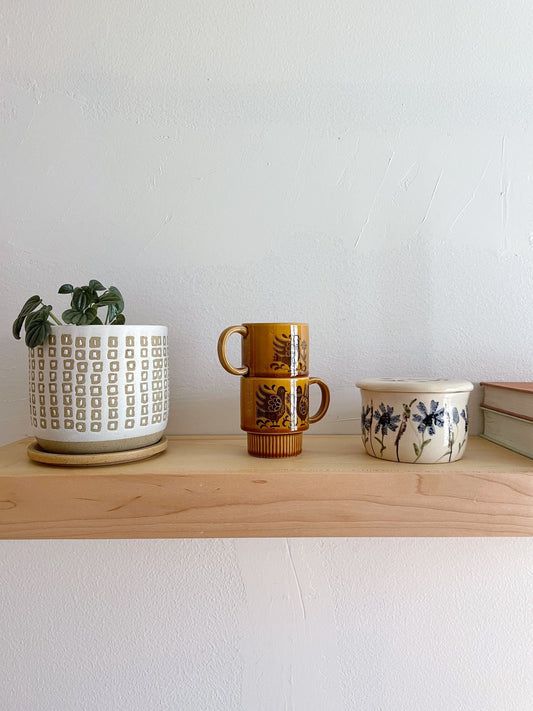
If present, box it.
[49,310,62,326]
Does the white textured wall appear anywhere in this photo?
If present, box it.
[1,2,532,709]
[1,540,532,710]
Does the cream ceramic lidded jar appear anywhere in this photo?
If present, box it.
[356,378,474,464]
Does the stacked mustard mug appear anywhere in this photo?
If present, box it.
[217,323,330,457]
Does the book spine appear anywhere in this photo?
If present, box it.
[481,403,533,423]
[480,434,533,460]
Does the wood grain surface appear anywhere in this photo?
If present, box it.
[0,436,532,538]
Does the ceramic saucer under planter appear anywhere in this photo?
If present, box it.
[27,436,168,467]
[356,377,474,464]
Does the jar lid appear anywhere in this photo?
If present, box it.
[356,377,474,393]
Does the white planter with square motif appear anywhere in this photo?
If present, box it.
[28,325,169,453]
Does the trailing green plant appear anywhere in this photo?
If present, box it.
[12,280,126,348]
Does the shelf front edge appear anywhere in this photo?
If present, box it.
[0,436,532,538]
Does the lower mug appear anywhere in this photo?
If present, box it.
[240,376,330,457]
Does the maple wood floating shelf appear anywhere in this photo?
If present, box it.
[0,436,532,539]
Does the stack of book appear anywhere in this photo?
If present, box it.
[480,382,533,459]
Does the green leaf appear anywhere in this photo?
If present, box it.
[105,303,118,324]
[12,314,26,340]
[24,310,40,329]
[25,316,51,348]
[112,313,126,325]
[18,294,41,315]
[25,305,51,327]
[62,307,97,325]
[413,443,420,456]
[108,286,124,314]
[95,286,125,323]
[12,295,41,339]
[89,279,105,291]
[72,287,92,311]
[71,288,84,311]
[58,284,74,294]
[95,291,121,306]
[62,308,82,324]
[92,316,103,325]
[77,307,98,325]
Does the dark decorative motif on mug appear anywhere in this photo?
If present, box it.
[296,384,309,424]
[271,334,308,373]
[256,384,292,429]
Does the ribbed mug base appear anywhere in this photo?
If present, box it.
[246,432,303,458]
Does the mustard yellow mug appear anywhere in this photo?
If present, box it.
[218,322,309,378]
[241,376,330,457]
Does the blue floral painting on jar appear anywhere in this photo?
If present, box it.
[361,398,468,463]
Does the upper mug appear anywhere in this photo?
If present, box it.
[217,322,309,378]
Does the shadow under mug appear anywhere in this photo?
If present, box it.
[240,376,330,457]
[218,322,309,378]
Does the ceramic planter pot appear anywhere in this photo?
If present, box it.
[28,325,169,454]
[356,378,473,464]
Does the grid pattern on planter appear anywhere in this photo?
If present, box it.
[28,333,169,435]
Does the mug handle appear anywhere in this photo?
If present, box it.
[308,378,330,424]
[217,325,249,376]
